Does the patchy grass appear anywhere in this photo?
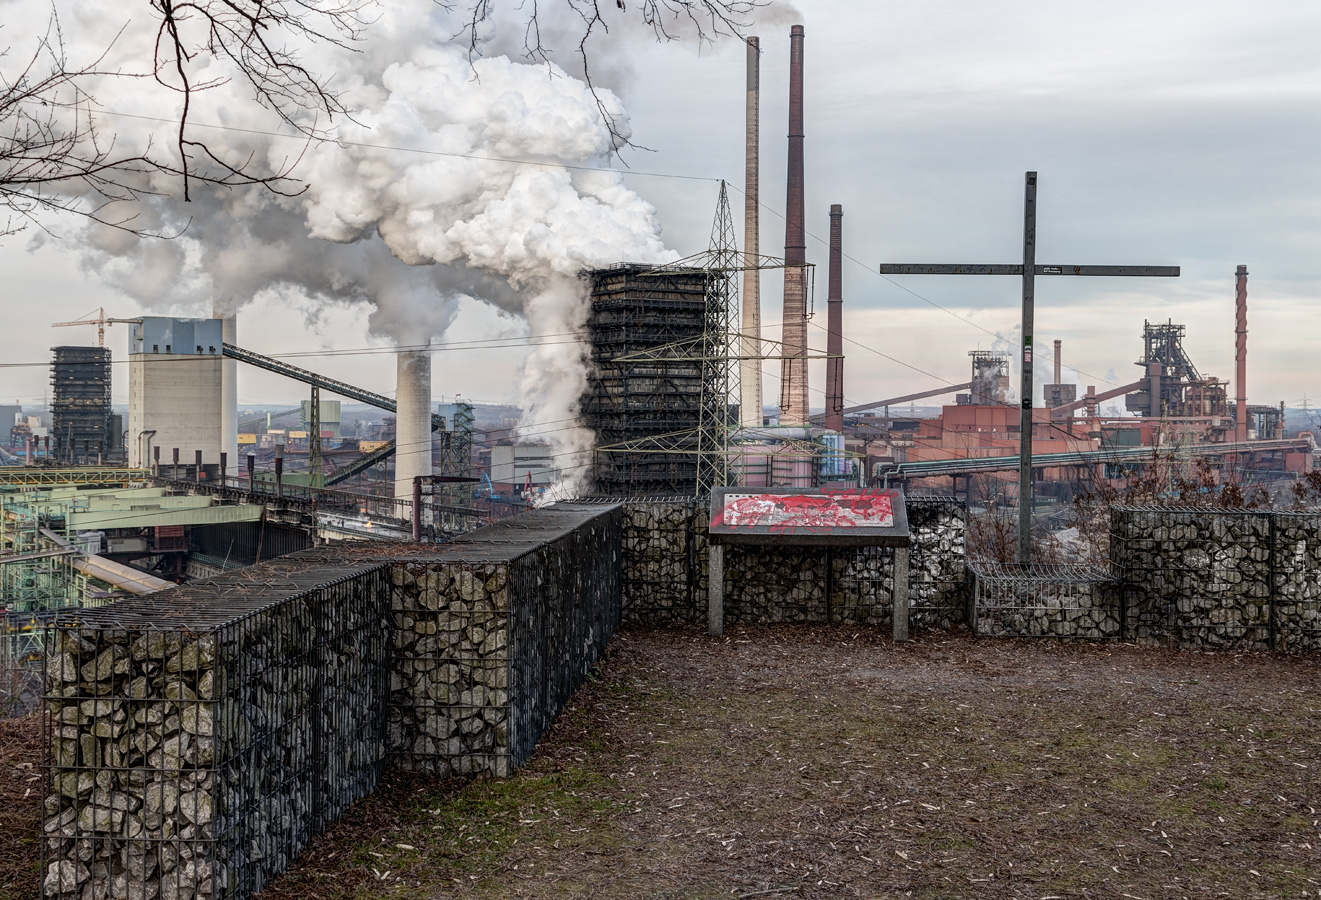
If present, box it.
[258,628,1321,900]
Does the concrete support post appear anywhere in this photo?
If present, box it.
[708,543,725,637]
[892,544,910,642]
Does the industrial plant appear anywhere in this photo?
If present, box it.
[2,16,1319,900]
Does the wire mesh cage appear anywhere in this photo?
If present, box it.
[40,560,389,900]
[969,560,1119,639]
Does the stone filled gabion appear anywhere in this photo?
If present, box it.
[41,564,390,900]
[1112,507,1321,651]
[388,503,624,778]
[387,562,511,778]
[973,578,1121,639]
[1272,512,1321,651]
[614,497,968,631]
[620,500,701,626]
[41,504,627,900]
[907,500,969,630]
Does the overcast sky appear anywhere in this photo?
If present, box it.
[2,0,1319,415]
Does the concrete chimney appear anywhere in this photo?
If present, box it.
[1053,339,1062,386]
[1235,265,1248,443]
[395,348,432,500]
[778,24,809,425]
[739,36,763,429]
[824,204,844,432]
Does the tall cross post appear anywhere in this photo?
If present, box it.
[878,171,1179,565]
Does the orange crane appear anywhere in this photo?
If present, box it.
[51,308,141,347]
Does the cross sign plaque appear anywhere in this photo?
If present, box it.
[878,172,1179,564]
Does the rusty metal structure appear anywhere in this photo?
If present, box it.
[778,24,810,425]
[1235,265,1249,442]
[824,204,844,432]
[50,346,112,463]
[960,351,1011,406]
[1125,320,1230,424]
[1043,339,1077,410]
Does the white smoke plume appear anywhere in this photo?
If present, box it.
[10,0,683,495]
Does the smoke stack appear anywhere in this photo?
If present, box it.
[395,348,432,500]
[778,24,809,426]
[825,204,844,432]
[1053,339,1062,386]
[739,36,763,429]
[1235,265,1248,443]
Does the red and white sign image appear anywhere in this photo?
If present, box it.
[716,492,895,530]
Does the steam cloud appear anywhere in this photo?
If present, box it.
[16,0,682,495]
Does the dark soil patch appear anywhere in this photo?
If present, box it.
[0,714,42,900]
[258,628,1321,900]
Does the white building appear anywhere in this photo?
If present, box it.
[490,442,556,492]
[128,317,224,469]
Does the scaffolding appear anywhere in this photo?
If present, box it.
[584,182,833,498]
[435,402,475,530]
[50,346,111,462]
[582,264,711,496]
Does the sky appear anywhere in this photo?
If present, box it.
[2,0,1319,419]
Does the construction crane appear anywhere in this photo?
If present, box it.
[52,308,141,347]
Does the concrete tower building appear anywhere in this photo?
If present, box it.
[127,317,224,469]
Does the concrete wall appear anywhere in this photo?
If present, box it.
[128,354,223,469]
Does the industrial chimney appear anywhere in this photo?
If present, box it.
[824,204,844,432]
[395,348,432,500]
[778,24,809,426]
[1235,265,1248,443]
[1053,339,1062,386]
[739,36,763,429]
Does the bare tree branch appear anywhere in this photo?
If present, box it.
[0,1,370,236]
[461,0,764,156]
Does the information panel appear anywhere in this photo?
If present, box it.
[708,487,909,547]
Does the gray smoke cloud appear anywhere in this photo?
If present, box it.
[15,0,689,494]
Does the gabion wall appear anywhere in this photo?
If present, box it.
[42,560,390,900]
[41,503,625,900]
[385,503,623,777]
[615,497,968,630]
[1112,506,1321,651]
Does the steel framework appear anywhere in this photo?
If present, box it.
[585,182,835,497]
[50,346,111,462]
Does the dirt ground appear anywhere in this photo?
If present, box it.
[4,629,1320,900]
[0,713,41,900]
[262,628,1321,900]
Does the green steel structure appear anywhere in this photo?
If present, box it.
[0,467,151,487]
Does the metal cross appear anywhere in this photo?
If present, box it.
[878,171,1179,565]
